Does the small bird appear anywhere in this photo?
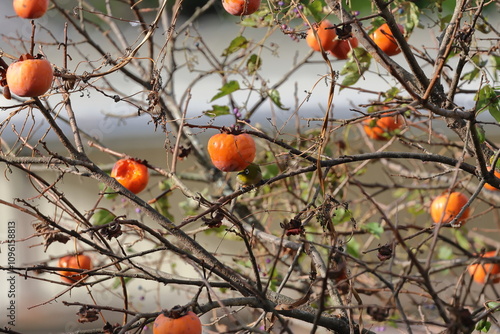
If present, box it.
[236,163,262,187]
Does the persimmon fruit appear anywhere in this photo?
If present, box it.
[484,167,500,191]
[306,20,336,53]
[6,54,53,97]
[371,23,405,56]
[468,251,500,284]
[153,308,202,334]
[58,254,93,283]
[222,0,260,16]
[329,37,358,60]
[430,192,470,225]
[208,132,256,172]
[363,112,403,140]
[13,0,49,19]
[110,158,149,194]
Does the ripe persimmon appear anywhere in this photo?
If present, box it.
[110,158,149,194]
[430,192,470,225]
[13,0,49,19]
[329,37,358,60]
[363,112,403,140]
[468,251,500,284]
[58,254,93,284]
[306,20,336,53]
[371,23,405,56]
[222,0,260,16]
[153,307,202,334]
[484,167,500,191]
[6,54,53,97]
[208,132,256,172]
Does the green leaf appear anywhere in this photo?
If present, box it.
[203,105,230,117]
[262,163,279,179]
[268,89,289,110]
[461,68,480,82]
[239,19,257,28]
[99,183,117,199]
[92,209,115,226]
[462,56,488,83]
[475,125,486,143]
[341,72,362,87]
[368,17,388,35]
[346,238,360,258]
[222,36,248,56]
[453,229,470,250]
[339,60,358,76]
[384,87,400,101]
[482,321,491,332]
[332,207,352,225]
[211,81,240,102]
[439,14,453,30]
[159,179,174,191]
[475,85,500,122]
[401,2,420,34]
[153,195,174,221]
[476,318,491,332]
[437,246,453,260]
[408,203,425,216]
[393,188,407,199]
[203,225,226,236]
[491,55,500,81]
[112,276,132,289]
[247,54,262,74]
[492,55,500,69]
[486,301,500,310]
[305,1,325,22]
[235,7,273,27]
[340,48,371,88]
[362,222,384,239]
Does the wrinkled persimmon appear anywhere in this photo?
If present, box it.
[430,192,470,225]
[363,112,403,140]
[58,254,93,284]
[208,132,256,172]
[222,0,260,16]
[110,158,149,194]
[6,54,53,97]
[371,23,405,56]
[468,251,500,284]
[13,0,49,19]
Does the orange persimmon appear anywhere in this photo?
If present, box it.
[468,251,500,284]
[58,254,93,284]
[207,132,256,172]
[222,0,260,16]
[363,112,403,140]
[306,20,336,53]
[153,307,202,334]
[430,192,470,225]
[329,37,359,60]
[484,167,500,191]
[110,158,149,194]
[371,23,405,56]
[13,0,49,19]
[6,54,53,97]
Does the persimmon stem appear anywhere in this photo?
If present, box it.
[30,20,36,56]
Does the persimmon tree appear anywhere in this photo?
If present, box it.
[0,0,499,333]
